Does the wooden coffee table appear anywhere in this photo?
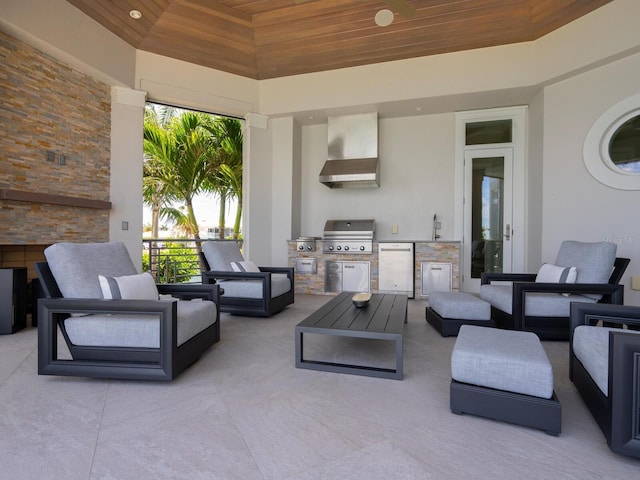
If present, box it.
[295,292,408,380]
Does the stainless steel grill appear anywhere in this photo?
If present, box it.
[322,219,375,254]
[295,236,317,252]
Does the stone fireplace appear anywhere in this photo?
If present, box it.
[0,30,112,286]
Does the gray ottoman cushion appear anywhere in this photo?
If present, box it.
[452,325,554,399]
[430,292,491,320]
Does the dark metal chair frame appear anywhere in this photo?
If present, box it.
[569,302,640,459]
[36,262,220,381]
[480,257,630,340]
[200,253,294,317]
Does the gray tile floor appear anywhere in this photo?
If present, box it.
[1,294,639,479]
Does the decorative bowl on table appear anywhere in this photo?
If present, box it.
[352,292,372,308]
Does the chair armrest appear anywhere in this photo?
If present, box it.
[157,283,220,303]
[481,272,536,285]
[511,282,624,331]
[513,282,624,304]
[201,270,272,300]
[38,297,177,317]
[570,303,640,333]
[609,329,640,456]
[259,266,294,278]
[202,270,271,282]
[37,298,180,377]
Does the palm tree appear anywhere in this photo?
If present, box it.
[203,117,243,239]
[143,106,243,247]
[143,111,215,247]
[142,106,181,238]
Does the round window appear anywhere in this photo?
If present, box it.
[584,93,640,190]
[608,115,640,174]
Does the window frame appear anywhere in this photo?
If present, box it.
[583,93,640,190]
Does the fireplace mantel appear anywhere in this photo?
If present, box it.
[0,189,111,210]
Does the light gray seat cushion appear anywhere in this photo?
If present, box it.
[572,325,640,396]
[480,284,596,316]
[451,325,554,399]
[429,292,491,320]
[64,299,217,348]
[218,275,292,299]
[201,241,244,272]
[45,242,137,298]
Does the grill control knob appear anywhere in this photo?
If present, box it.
[336,246,342,250]
[298,245,304,250]
[328,246,334,251]
[307,245,313,251]
[344,246,350,251]
[360,245,365,251]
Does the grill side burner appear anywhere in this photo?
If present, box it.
[322,219,375,254]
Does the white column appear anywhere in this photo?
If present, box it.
[243,113,272,264]
[110,86,147,270]
[242,114,300,266]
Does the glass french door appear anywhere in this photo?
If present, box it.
[463,148,513,292]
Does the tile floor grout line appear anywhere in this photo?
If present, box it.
[86,380,111,480]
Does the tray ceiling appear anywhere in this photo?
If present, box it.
[66,0,612,80]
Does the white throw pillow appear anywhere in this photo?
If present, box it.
[230,260,261,273]
[99,272,159,300]
[536,263,577,283]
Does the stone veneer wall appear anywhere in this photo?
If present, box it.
[288,241,460,297]
[0,29,111,245]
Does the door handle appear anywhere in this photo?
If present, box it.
[504,224,511,241]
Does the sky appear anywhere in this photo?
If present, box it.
[143,194,238,232]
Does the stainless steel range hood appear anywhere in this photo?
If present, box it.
[319,113,379,188]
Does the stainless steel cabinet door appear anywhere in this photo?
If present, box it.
[342,261,370,293]
[378,243,414,297]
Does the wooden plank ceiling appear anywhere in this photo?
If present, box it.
[66,0,612,80]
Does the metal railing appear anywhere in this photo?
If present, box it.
[142,238,242,284]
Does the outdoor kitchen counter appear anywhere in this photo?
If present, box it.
[288,240,460,297]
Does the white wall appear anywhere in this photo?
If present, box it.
[135,51,259,119]
[299,114,456,241]
[526,90,545,271]
[0,0,136,87]
[3,0,640,295]
[541,52,640,305]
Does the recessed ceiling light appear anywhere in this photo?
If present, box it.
[375,9,394,27]
[129,10,142,20]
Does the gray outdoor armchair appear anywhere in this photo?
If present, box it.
[570,302,640,459]
[200,240,294,317]
[480,241,629,340]
[36,241,220,381]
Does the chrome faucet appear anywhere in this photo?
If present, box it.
[432,214,441,241]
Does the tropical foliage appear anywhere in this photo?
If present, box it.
[142,242,200,284]
[142,105,243,241]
